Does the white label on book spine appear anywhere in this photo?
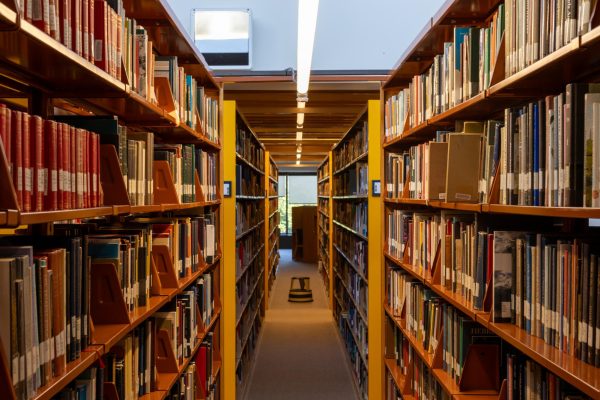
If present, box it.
[50,337,55,360]
[26,350,32,380]
[40,340,46,365]
[56,332,65,357]
[71,173,76,193]
[524,301,531,319]
[52,170,57,192]
[17,167,22,190]
[38,169,45,193]
[563,317,569,336]
[579,322,585,342]
[507,173,514,190]
[76,318,81,341]
[596,328,600,350]
[19,356,24,385]
[77,172,83,194]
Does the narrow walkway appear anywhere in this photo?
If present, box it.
[245,249,359,400]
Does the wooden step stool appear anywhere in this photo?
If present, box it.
[288,276,313,302]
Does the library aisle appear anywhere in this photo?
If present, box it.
[244,250,359,400]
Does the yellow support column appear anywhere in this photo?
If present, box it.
[264,151,271,310]
[367,99,383,400]
[327,151,334,310]
[222,100,237,400]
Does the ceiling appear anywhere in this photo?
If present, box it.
[222,79,382,172]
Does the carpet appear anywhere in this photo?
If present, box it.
[243,249,360,400]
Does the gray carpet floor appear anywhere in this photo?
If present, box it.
[243,249,360,400]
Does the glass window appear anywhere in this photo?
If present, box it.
[192,9,252,69]
[277,175,317,235]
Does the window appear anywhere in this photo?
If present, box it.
[192,9,252,69]
[278,175,317,235]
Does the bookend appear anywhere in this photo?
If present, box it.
[0,139,19,215]
[431,329,444,369]
[100,144,130,206]
[497,379,508,400]
[458,343,500,392]
[153,160,180,205]
[90,262,130,325]
[429,239,442,284]
[155,329,179,389]
[195,170,206,203]
[0,336,16,400]
[103,382,120,400]
[154,76,179,124]
[401,179,410,199]
[489,33,506,86]
[151,245,179,292]
[487,164,501,205]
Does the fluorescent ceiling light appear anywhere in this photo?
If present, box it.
[296,160,301,165]
[297,145,302,153]
[297,0,319,95]
[297,101,306,109]
[297,153,301,159]
[296,131,303,141]
[297,113,305,126]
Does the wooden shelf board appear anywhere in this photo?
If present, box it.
[384,252,430,283]
[32,348,101,400]
[332,195,369,200]
[236,220,264,241]
[269,175,278,184]
[333,152,368,176]
[91,323,131,351]
[19,207,115,225]
[139,390,167,400]
[479,321,600,399]
[317,176,330,184]
[0,17,125,95]
[128,295,172,330]
[236,244,265,283]
[341,311,368,367]
[236,152,265,175]
[333,267,368,326]
[153,123,221,150]
[384,358,411,397]
[484,204,600,218]
[85,91,173,127]
[385,197,428,206]
[332,220,368,241]
[430,201,481,212]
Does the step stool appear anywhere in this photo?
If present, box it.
[288,276,313,302]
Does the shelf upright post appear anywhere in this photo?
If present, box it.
[327,151,334,309]
[222,100,237,400]
[264,151,271,310]
[367,99,383,400]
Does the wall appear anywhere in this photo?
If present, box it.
[167,0,444,72]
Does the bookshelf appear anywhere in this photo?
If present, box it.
[222,101,266,400]
[265,153,280,309]
[0,0,224,398]
[382,1,600,399]
[317,153,333,308]
[331,100,382,400]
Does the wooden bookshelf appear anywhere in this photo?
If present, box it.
[317,153,334,308]
[330,100,382,400]
[223,101,267,400]
[0,0,225,397]
[381,1,600,399]
[264,153,280,308]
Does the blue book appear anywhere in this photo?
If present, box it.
[525,237,532,334]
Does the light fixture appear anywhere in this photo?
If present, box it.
[296,153,301,160]
[296,112,305,126]
[296,160,301,165]
[297,0,319,95]
[296,131,303,141]
[297,101,306,109]
[296,145,302,153]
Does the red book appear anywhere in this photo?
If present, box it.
[88,0,94,63]
[75,128,83,208]
[57,123,64,209]
[62,123,71,209]
[21,113,32,212]
[93,0,107,72]
[195,347,207,397]
[59,0,69,48]
[71,0,81,56]
[44,120,58,210]
[31,115,44,211]
[82,0,89,61]
[94,133,101,206]
[70,126,77,208]
[0,104,9,170]
[32,0,50,34]
[11,111,22,209]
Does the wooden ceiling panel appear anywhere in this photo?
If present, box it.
[224,82,380,170]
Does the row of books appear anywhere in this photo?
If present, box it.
[268,179,277,197]
[269,158,278,181]
[235,280,263,357]
[235,228,262,278]
[493,231,600,367]
[333,163,368,196]
[236,163,264,197]
[335,256,368,322]
[52,365,102,400]
[334,201,368,237]
[318,179,330,196]
[336,310,368,400]
[317,159,329,181]
[334,226,367,279]
[333,121,368,171]
[236,122,264,172]
[384,5,505,140]
[236,257,263,322]
[235,202,263,237]
[0,106,102,212]
[385,123,483,203]
[504,0,597,78]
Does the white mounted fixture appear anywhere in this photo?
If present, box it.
[296,131,303,141]
[297,0,319,95]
